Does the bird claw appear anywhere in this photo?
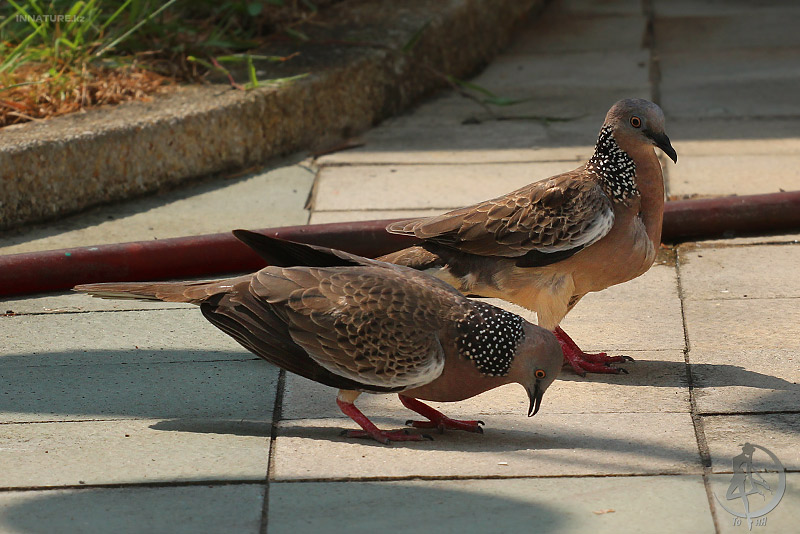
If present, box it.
[561,348,633,376]
[405,417,485,434]
[342,428,431,444]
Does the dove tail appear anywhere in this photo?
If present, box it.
[73,279,237,304]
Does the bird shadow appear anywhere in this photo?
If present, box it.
[557,359,798,392]
[0,479,566,534]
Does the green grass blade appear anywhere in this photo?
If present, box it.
[94,0,179,58]
[246,54,258,88]
[401,21,430,53]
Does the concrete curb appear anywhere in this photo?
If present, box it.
[0,0,545,231]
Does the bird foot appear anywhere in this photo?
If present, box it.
[554,327,632,376]
[398,395,485,434]
[341,428,433,444]
[405,417,485,434]
[562,351,631,376]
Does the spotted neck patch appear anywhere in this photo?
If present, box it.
[455,301,525,377]
[586,126,639,202]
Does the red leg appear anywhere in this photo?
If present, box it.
[336,398,432,444]
[399,395,485,434]
[554,326,633,376]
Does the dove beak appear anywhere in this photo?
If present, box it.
[648,131,678,163]
[527,381,544,417]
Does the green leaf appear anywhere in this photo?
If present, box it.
[246,2,263,16]
[402,21,430,54]
[246,54,258,88]
[446,75,496,98]
[0,80,45,93]
[483,96,534,107]
[284,27,309,41]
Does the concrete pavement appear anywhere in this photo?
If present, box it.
[2,0,800,532]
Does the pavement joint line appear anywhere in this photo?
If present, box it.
[676,252,722,533]
[267,472,707,485]
[261,368,287,534]
[0,479,267,494]
[683,239,800,250]
[681,296,800,302]
[315,158,584,167]
[0,415,269,425]
[698,410,800,417]
[0,418,134,425]
[1,307,194,317]
[274,409,695,423]
[0,357,260,370]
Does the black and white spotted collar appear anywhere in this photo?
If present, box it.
[586,126,639,202]
[455,301,525,377]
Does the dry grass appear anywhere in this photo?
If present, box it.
[0,63,173,127]
[0,0,344,129]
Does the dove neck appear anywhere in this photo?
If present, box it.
[453,301,525,378]
[586,126,639,203]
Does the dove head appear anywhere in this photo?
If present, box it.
[512,323,563,417]
[603,98,677,163]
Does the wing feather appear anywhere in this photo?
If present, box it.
[387,171,614,263]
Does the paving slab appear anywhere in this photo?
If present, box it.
[689,347,799,415]
[702,414,800,472]
[708,473,799,534]
[666,154,800,198]
[0,418,270,487]
[659,49,800,119]
[666,118,800,157]
[0,292,192,315]
[0,359,276,423]
[308,209,444,225]
[267,476,714,534]
[272,412,700,480]
[468,51,650,94]
[316,120,579,166]
[510,14,648,54]
[654,11,800,52]
[2,308,249,366]
[689,233,800,248]
[683,298,800,414]
[653,0,800,17]
[312,162,573,211]
[0,162,314,255]
[679,244,800,300]
[0,484,264,534]
[550,0,643,16]
[683,298,800,352]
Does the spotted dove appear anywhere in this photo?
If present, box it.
[382,99,677,376]
[74,232,563,444]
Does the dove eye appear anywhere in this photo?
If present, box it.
[630,116,642,128]
[534,369,546,379]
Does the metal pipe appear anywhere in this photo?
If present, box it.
[2,191,799,298]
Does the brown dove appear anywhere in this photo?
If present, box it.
[74,232,563,444]
[382,98,677,376]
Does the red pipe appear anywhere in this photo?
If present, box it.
[2,191,799,298]
[662,191,800,241]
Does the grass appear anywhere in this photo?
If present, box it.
[0,0,331,127]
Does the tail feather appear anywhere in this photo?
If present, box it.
[233,229,375,268]
[73,278,247,304]
[386,219,423,236]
